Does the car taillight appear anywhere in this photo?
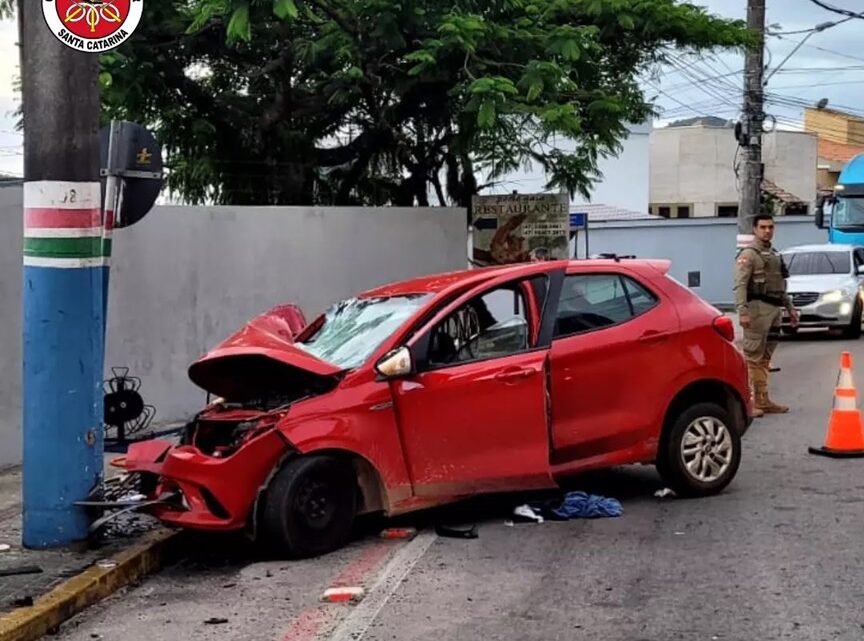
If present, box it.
[712,315,735,342]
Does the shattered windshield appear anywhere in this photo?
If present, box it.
[294,294,432,370]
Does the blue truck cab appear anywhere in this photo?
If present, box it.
[816,153,864,242]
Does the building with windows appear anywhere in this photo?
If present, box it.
[804,106,864,195]
[649,118,817,218]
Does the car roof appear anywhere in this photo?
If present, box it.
[783,243,860,253]
[358,258,669,298]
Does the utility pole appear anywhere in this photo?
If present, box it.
[19,1,105,547]
[736,0,766,250]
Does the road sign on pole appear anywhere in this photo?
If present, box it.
[100,121,164,229]
[569,211,590,259]
[98,121,163,334]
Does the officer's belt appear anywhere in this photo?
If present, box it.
[747,293,784,307]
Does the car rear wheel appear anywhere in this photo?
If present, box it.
[261,455,358,559]
[657,402,741,498]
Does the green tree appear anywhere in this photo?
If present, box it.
[2,0,752,206]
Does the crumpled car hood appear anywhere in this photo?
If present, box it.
[188,305,342,401]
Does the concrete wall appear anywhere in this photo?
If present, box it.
[1,188,467,468]
[0,186,22,469]
[650,125,738,217]
[584,216,828,306]
[763,131,819,208]
[650,126,818,216]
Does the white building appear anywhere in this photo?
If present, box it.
[649,119,817,218]
[469,121,652,215]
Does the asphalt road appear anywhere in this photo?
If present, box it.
[54,331,864,641]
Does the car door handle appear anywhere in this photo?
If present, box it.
[495,367,536,383]
[639,330,671,343]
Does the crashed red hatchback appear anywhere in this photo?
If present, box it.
[115,259,752,557]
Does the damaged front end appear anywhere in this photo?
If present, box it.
[105,316,344,534]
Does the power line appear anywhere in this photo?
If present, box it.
[807,0,864,20]
[801,43,864,65]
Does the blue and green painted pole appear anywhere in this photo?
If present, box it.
[20,4,105,548]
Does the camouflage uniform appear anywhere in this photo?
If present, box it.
[733,238,792,414]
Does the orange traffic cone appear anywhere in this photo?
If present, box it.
[809,352,864,458]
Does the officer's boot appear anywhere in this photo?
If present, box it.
[755,363,789,414]
[748,364,765,418]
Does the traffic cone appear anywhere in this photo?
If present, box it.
[809,352,864,458]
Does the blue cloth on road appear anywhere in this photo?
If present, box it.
[546,491,623,519]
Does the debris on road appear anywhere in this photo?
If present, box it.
[321,586,366,603]
[204,617,229,625]
[434,523,478,539]
[509,491,623,524]
[655,488,677,499]
[512,505,544,524]
[549,492,622,519]
[0,543,10,552]
[380,527,418,540]
[12,596,34,607]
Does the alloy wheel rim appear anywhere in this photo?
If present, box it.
[680,416,733,483]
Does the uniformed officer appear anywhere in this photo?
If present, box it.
[734,213,799,416]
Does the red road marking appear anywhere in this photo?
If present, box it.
[280,541,395,641]
[281,607,330,641]
[330,542,393,587]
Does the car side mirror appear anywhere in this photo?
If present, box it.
[815,197,825,229]
[857,265,864,276]
[375,346,413,379]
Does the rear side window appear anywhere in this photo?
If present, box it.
[554,273,659,338]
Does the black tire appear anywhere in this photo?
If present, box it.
[261,456,358,559]
[842,300,862,339]
[656,402,742,498]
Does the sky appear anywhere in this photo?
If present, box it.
[0,1,861,178]
[646,0,864,131]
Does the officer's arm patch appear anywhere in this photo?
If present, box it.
[737,254,749,266]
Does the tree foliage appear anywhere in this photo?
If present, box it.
[7,0,753,206]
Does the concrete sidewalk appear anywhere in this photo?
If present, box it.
[0,457,182,641]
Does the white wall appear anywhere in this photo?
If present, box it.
[0,186,22,469]
[763,131,819,208]
[0,190,468,468]
[584,217,827,305]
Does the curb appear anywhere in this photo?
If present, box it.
[0,528,183,641]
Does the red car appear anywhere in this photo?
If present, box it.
[115,259,752,557]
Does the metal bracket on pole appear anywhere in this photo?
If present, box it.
[100,169,163,180]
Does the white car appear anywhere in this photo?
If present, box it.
[779,243,864,338]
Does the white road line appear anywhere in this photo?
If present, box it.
[327,531,437,641]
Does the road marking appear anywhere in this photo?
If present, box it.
[279,541,396,641]
[327,531,437,641]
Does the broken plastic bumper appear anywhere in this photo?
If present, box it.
[112,430,289,531]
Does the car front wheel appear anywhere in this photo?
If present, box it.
[261,455,358,559]
[657,402,742,498]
